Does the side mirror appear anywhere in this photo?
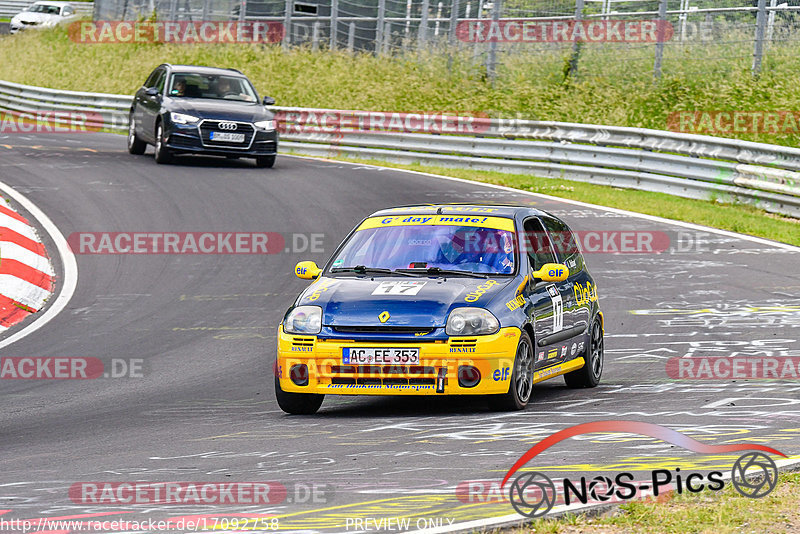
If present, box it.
[145,87,160,97]
[295,261,321,280]
[533,263,569,282]
[262,96,275,106]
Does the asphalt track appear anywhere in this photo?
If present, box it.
[1,131,799,532]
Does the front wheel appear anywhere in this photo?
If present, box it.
[255,155,276,168]
[127,115,146,155]
[154,123,172,164]
[274,375,324,415]
[488,330,534,411]
[564,317,604,388]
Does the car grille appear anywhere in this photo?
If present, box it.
[199,120,255,150]
[332,326,436,335]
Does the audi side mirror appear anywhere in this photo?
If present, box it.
[262,96,275,106]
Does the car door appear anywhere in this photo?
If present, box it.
[541,215,590,354]
[140,68,166,142]
[519,217,567,367]
[132,68,160,143]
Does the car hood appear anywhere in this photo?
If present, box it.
[166,98,273,122]
[298,276,512,328]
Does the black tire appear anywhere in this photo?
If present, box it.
[488,330,535,411]
[127,115,146,155]
[564,317,604,388]
[154,122,172,164]
[274,375,324,415]
[255,155,276,168]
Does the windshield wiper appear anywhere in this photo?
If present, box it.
[330,265,416,277]
[398,267,488,279]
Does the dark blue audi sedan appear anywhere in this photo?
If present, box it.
[128,64,279,167]
[275,205,604,414]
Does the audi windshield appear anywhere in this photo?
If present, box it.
[329,217,518,275]
[167,73,258,102]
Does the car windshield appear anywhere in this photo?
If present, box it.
[28,3,61,13]
[167,73,257,102]
[330,217,517,275]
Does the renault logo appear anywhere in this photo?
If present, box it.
[217,122,238,131]
[378,311,390,323]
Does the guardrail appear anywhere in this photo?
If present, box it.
[0,0,92,18]
[1,78,799,218]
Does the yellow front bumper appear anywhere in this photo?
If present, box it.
[276,326,522,395]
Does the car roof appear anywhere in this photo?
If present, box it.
[164,64,246,77]
[368,204,546,219]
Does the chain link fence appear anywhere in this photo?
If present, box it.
[92,0,800,81]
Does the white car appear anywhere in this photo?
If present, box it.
[9,1,78,34]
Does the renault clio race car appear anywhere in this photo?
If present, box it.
[275,205,604,414]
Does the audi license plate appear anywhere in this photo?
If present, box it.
[210,131,245,143]
[343,347,420,365]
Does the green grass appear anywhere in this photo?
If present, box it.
[305,156,800,246]
[500,472,800,534]
[2,24,800,147]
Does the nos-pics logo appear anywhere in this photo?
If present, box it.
[501,421,784,518]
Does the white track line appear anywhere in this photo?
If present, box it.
[0,181,78,350]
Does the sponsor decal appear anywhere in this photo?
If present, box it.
[574,281,598,305]
[560,345,568,358]
[571,343,577,356]
[493,367,510,381]
[506,295,526,311]
[547,349,558,360]
[304,279,337,302]
[371,281,427,296]
[465,280,499,303]
[357,215,515,232]
[537,351,545,362]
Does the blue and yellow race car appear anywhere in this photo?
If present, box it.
[275,205,604,414]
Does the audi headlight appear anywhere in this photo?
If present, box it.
[283,306,322,335]
[254,120,276,131]
[446,307,500,336]
[170,112,200,125]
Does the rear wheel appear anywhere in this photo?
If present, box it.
[274,375,324,415]
[488,330,534,411]
[127,115,146,155]
[154,122,172,164]
[564,317,604,388]
[255,155,276,168]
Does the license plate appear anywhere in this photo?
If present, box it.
[210,131,245,143]
[343,347,420,365]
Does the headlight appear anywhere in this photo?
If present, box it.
[283,306,322,335]
[170,112,200,125]
[446,307,500,336]
[254,120,276,131]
